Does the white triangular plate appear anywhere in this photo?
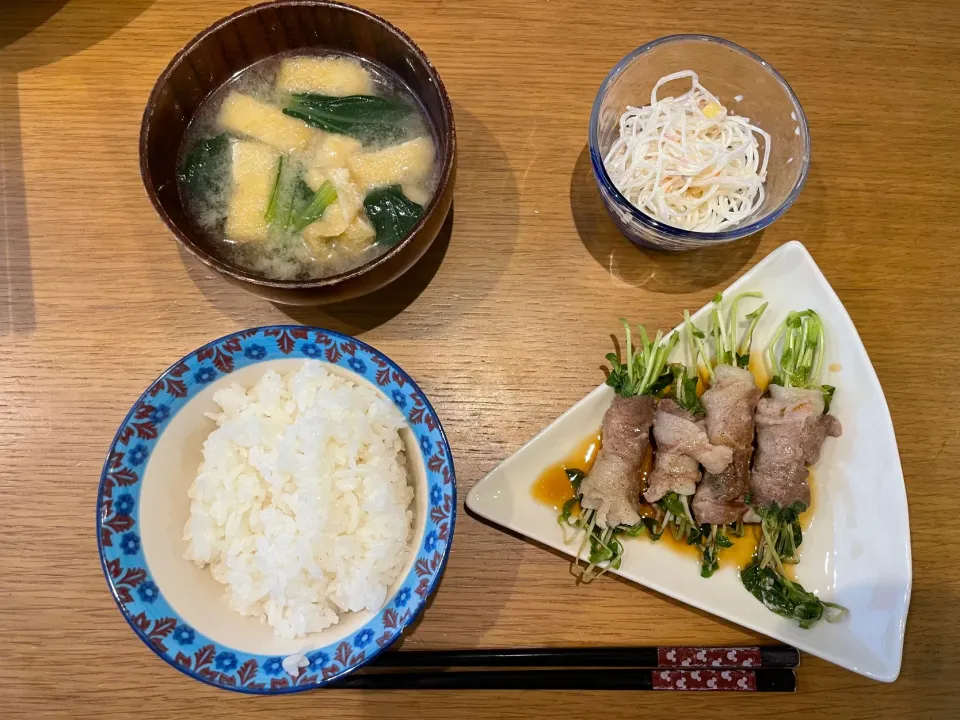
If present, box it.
[467,241,911,682]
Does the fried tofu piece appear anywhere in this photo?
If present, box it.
[310,133,364,170]
[347,137,435,191]
[276,56,373,96]
[218,91,314,153]
[225,140,280,242]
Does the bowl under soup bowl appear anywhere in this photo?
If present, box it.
[141,0,456,305]
[589,34,809,251]
[97,326,456,693]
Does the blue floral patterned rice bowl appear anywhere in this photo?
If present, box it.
[97,326,456,693]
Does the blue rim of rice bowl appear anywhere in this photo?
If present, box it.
[96,325,457,693]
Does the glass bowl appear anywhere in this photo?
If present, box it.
[588,35,810,251]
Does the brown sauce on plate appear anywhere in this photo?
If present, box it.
[748,352,771,393]
[531,431,600,511]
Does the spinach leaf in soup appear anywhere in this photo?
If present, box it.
[178,133,230,197]
[283,94,412,142]
[288,179,316,228]
[264,160,317,231]
[291,180,338,233]
[363,186,424,247]
[264,155,287,224]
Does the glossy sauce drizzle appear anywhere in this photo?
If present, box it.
[531,431,601,510]
[748,352,771,393]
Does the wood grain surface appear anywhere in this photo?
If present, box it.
[2,0,958,716]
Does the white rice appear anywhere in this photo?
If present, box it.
[183,360,414,640]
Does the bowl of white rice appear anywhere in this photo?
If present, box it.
[97,326,455,693]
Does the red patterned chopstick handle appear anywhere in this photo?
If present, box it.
[657,646,763,668]
[653,669,758,691]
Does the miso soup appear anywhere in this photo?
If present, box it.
[176,52,439,281]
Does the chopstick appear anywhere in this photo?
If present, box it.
[334,667,796,692]
[328,646,799,691]
[369,645,799,670]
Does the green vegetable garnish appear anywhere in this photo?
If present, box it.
[557,466,647,583]
[264,155,285,224]
[655,491,702,546]
[287,179,316,228]
[700,292,769,373]
[687,293,768,382]
[363,186,424,246]
[178,133,229,197]
[821,384,836,413]
[604,320,679,398]
[667,362,703,415]
[658,310,708,416]
[767,308,834,409]
[283,94,411,141]
[700,525,734,578]
[558,468,585,527]
[740,499,846,628]
[290,180,338,232]
[264,161,314,230]
[684,309,712,381]
[642,517,663,540]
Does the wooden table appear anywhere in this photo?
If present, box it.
[3,0,958,716]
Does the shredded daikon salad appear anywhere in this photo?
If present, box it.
[603,70,771,233]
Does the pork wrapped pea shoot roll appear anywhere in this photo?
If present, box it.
[750,309,842,513]
[687,295,768,577]
[560,320,677,581]
[643,396,733,504]
[644,332,733,546]
[741,309,846,627]
[751,385,841,510]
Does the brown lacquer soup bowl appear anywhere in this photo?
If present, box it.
[140,0,456,305]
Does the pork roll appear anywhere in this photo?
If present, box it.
[643,398,732,503]
[750,385,842,510]
[578,394,655,529]
[692,364,761,525]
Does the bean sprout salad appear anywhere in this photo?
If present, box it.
[603,70,771,233]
